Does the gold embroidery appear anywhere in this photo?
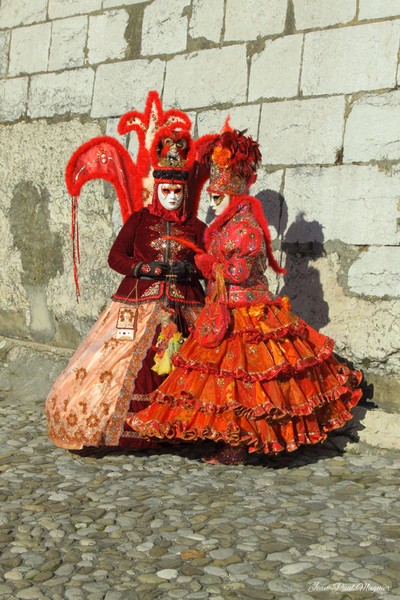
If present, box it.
[99,371,113,384]
[168,281,185,299]
[141,282,161,298]
[150,237,167,259]
[102,337,124,351]
[224,240,235,251]
[86,415,99,428]
[75,368,87,382]
[102,402,111,416]
[66,412,78,427]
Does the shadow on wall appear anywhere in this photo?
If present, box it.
[256,190,330,331]
[8,181,64,344]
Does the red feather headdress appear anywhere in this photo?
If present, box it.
[65,91,208,297]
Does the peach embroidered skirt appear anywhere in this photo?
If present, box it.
[45,300,202,449]
[128,302,362,454]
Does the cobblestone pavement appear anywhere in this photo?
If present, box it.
[0,395,399,600]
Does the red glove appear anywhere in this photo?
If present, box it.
[195,253,216,279]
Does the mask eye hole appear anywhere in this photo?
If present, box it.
[209,193,225,206]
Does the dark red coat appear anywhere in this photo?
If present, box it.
[108,208,206,305]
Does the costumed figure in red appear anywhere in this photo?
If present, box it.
[45,91,209,450]
[127,123,363,464]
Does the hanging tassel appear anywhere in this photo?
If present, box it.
[71,196,81,300]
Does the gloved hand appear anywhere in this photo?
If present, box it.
[170,261,195,281]
[195,253,216,279]
[137,261,170,279]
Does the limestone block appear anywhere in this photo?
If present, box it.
[301,21,400,95]
[359,0,400,20]
[283,165,400,245]
[0,78,28,122]
[0,337,73,403]
[280,251,400,376]
[48,0,102,19]
[142,0,190,56]
[189,0,224,43]
[9,23,51,76]
[348,247,400,297]
[293,0,356,30]
[48,16,88,71]
[224,0,287,41]
[103,0,148,6]
[88,10,129,64]
[326,272,400,374]
[0,32,10,77]
[344,91,400,162]
[358,408,400,450]
[28,69,95,118]
[91,59,165,118]
[197,104,260,136]
[259,96,345,165]
[249,34,303,101]
[0,0,47,28]
[164,45,247,109]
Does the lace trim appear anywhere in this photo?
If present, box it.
[129,387,362,455]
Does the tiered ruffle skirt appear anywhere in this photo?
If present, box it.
[128,301,362,454]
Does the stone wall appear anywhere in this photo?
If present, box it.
[0,0,399,406]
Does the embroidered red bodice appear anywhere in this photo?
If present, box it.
[108,208,206,305]
[204,198,276,306]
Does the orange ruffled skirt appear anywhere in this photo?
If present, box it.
[128,302,362,454]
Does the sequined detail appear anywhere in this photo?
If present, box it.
[141,282,161,298]
[168,281,185,299]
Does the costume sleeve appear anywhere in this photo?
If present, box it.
[212,217,264,284]
[107,211,142,276]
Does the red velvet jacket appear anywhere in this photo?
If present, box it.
[108,208,206,305]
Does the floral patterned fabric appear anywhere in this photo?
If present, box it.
[45,300,202,449]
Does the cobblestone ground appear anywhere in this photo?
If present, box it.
[0,396,399,600]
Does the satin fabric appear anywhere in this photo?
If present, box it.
[45,300,202,449]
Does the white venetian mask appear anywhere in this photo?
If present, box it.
[157,183,184,211]
[209,192,230,216]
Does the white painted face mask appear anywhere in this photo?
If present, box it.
[209,192,229,216]
[157,183,184,211]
